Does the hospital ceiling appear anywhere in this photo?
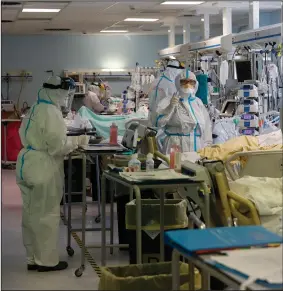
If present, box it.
[1,0,282,35]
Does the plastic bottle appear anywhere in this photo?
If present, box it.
[109,122,118,145]
[128,154,141,172]
[146,153,155,172]
[170,139,181,172]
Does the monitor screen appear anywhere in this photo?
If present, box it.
[235,61,252,83]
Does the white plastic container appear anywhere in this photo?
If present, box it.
[146,153,155,172]
[128,154,141,172]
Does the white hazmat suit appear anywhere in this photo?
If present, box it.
[16,76,84,271]
[148,60,184,128]
[148,60,183,151]
[156,70,212,154]
[84,84,105,113]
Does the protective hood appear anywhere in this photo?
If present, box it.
[39,76,70,107]
[176,69,199,95]
[163,60,184,82]
[88,84,100,96]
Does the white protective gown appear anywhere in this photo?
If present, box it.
[16,77,79,267]
[84,85,104,113]
[156,80,212,154]
[148,60,183,128]
[148,61,183,151]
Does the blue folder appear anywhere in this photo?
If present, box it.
[164,226,282,254]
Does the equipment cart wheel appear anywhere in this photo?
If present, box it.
[66,246,74,257]
[75,266,84,277]
[95,215,101,223]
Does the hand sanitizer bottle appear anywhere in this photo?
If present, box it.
[128,154,141,172]
[146,153,155,172]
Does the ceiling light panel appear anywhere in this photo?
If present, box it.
[124,18,159,22]
[22,8,60,13]
[161,1,204,5]
[100,30,128,33]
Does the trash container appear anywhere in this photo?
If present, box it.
[126,199,188,264]
[98,262,201,291]
[116,187,156,251]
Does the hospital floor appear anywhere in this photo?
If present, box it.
[2,169,129,290]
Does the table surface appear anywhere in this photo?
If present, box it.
[66,130,97,136]
[79,144,126,154]
[1,119,21,122]
[103,170,203,186]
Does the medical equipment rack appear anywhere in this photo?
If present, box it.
[100,171,211,267]
[64,145,126,277]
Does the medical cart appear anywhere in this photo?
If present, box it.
[63,143,125,277]
[100,171,210,266]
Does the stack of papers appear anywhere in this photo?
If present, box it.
[210,245,283,284]
[119,169,191,182]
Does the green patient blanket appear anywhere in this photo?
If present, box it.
[78,106,147,138]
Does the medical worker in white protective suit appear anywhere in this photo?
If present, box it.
[148,60,184,150]
[156,69,212,154]
[84,84,105,114]
[16,76,88,272]
[148,60,184,127]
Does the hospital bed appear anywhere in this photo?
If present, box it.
[168,148,282,230]
[194,150,283,229]
[226,150,283,181]
[224,150,282,227]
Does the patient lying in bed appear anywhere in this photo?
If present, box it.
[229,176,283,236]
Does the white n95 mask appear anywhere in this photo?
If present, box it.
[181,87,195,95]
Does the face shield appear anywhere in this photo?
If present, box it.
[42,76,76,115]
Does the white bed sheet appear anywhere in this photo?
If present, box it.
[229,176,283,235]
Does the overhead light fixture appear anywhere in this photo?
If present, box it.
[22,8,61,13]
[201,18,204,21]
[161,1,204,5]
[124,18,159,22]
[101,69,125,72]
[100,30,128,33]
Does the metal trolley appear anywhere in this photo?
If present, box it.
[62,143,125,277]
